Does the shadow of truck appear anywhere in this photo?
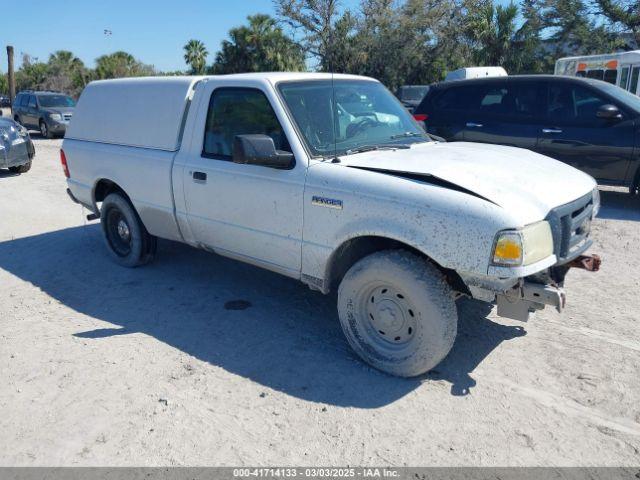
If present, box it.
[0,224,525,405]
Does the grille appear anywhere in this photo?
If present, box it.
[546,192,594,264]
[63,113,73,121]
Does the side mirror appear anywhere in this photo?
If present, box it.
[232,134,294,170]
[596,104,622,120]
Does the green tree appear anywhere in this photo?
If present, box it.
[464,1,520,69]
[595,0,640,46]
[0,72,7,95]
[543,0,624,58]
[183,39,209,74]
[94,51,155,79]
[212,14,305,73]
[275,0,348,71]
[44,50,87,96]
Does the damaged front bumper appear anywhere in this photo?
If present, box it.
[463,254,601,322]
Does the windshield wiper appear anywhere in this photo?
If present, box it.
[389,132,424,139]
[344,144,410,155]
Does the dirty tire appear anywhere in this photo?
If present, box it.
[100,193,157,268]
[8,161,31,174]
[337,250,457,377]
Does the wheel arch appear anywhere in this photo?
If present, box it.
[93,178,134,212]
[323,234,470,296]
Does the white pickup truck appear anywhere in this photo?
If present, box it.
[62,73,601,377]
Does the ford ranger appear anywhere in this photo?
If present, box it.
[62,73,601,377]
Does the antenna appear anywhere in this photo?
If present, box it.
[329,32,338,162]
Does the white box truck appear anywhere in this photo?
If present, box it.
[62,73,600,377]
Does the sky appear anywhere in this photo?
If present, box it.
[1,0,361,72]
[2,0,515,73]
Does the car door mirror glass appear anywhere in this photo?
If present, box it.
[596,104,622,120]
[233,134,294,169]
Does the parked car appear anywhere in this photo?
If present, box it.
[12,91,75,138]
[0,95,11,108]
[62,73,600,377]
[0,116,35,173]
[395,85,430,112]
[413,75,640,192]
[444,66,508,82]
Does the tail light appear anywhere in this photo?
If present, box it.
[60,149,70,178]
[413,114,428,122]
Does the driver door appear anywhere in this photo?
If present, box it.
[177,83,306,277]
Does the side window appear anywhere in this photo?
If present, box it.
[13,94,22,107]
[620,67,630,89]
[629,67,640,94]
[603,69,617,85]
[20,95,29,107]
[203,88,291,159]
[586,70,604,80]
[547,83,610,126]
[476,83,543,118]
[28,96,37,108]
[432,86,480,111]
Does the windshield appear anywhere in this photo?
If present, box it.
[38,95,75,108]
[278,79,429,157]
[597,81,640,112]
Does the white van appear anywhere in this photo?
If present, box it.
[555,50,640,96]
[444,67,508,82]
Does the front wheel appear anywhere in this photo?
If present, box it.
[100,193,157,267]
[8,161,31,174]
[337,250,458,377]
[39,120,54,139]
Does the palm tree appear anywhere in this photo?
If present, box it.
[465,2,519,67]
[212,15,305,74]
[183,40,209,74]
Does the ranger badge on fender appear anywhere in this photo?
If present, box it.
[311,196,343,210]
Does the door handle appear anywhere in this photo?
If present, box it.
[192,171,207,182]
[466,122,483,128]
[542,128,563,134]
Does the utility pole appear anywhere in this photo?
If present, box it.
[6,45,15,109]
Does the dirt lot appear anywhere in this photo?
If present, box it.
[1,131,639,466]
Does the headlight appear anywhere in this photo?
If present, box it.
[48,113,62,121]
[592,187,600,217]
[492,220,554,267]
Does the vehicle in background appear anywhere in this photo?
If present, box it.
[555,51,640,96]
[395,85,430,112]
[444,66,508,82]
[63,74,599,377]
[413,75,640,192]
[0,116,35,174]
[12,91,76,138]
[0,95,11,108]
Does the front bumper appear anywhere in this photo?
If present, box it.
[494,254,601,321]
[47,120,68,134]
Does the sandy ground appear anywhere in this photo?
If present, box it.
[0,130,639,466]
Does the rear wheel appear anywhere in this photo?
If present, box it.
[337,250,458,377]
[8,161,31,174]
[100,193,157,267]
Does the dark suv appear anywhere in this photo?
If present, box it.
[414,75,640,191]
[12,91,75,138]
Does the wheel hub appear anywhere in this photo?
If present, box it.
[117,219,130,241]
[365,286,417,345]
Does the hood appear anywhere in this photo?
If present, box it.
[339,141,596,225]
